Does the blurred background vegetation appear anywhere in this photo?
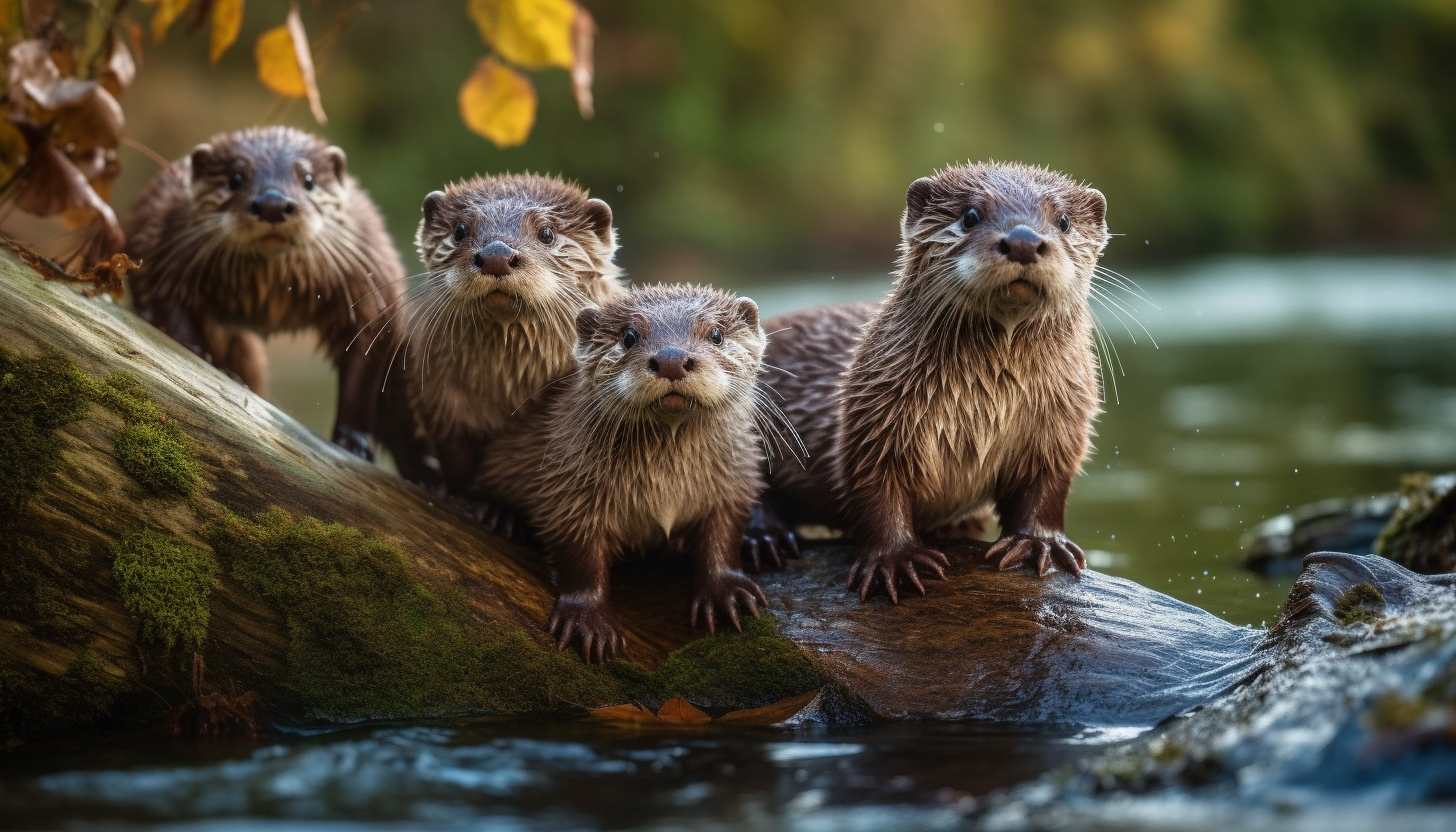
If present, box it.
[106,0,1456,284]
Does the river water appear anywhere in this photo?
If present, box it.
[7,257,1447,830]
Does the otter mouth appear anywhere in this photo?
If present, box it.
[1003,278,1041,302]
[658,392,690,411]
[483,289,517,312]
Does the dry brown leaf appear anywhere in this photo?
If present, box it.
[468,0,575,70]
[716,690,822,727]
[657,697,712,725]
[210,0,245,64]
[74,252,140,299]
[145,0,196,43]
[458,57,536,148]
[586,703,660,723]
[569,4,595,119]
[284,4,326,124]
[98,34,137,96]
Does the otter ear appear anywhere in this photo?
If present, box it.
[422,191,448,229]
[905,177,935,222]
[575,305,605,346]
[734,297,760,332]
[188,143,214,175]
[325,146,348,181]
[583,198,614,244]
[1083,187,1107,226]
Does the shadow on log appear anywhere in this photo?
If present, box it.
[2,251,1450,753]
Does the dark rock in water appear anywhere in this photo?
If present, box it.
[976,552,1456,827]
[1376,472,1456,575]
[759,542,1263,726]
[1241,494,1397,576]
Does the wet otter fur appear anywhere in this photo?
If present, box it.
[476,284,772,662]
[759,161,1108,600]
[390,174,624,495]
[125,126,407,459]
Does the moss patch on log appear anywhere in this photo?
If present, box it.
[0,347,93,518]
[111,530,218,652]
[1334,583,1386,626]
[0,649,126,736]
[92,373,200,497]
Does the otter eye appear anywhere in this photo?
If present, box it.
[453,222,467,243]
[228,172,244,191]
[708,328,723,346]
[1058,213,1071,233]
[962,206,981,230]
[303,174,315,191]
[537,227,555,245]
[622,329,638,349]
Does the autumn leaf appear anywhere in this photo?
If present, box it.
[586,703,660,724]
[210,0,245,64]
[569,4,595,118]
[717,690,822,727]
[254,4,326,124]
[458,57,537,148]
[144,0,196,43]
[74,252,141,299]
[468,0,574,70]
[656,697,712,725]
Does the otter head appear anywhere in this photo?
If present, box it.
[186,126,350,254]
[416,174,617,325]
[574,285,764,426]
[900,161,1108,333]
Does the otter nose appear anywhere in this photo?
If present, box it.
[998,225,1047,264]
[648,346,694,380]
[250,189,296,224]
[473,240,520,276]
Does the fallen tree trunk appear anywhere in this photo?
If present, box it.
[2,250,1445,744]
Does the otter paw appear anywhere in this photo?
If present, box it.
[741,503,801,572]
[847,543,949,603]
[331,426,375,461]
[549,595,626,663]
[690,571,769,634]
[985,532,1086,577]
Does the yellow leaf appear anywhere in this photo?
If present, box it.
[717,690,822,727]
[468,0,574,70]
[255,24,306,97]
[144,0,195,44]
[210,0,246,64]
[656,697,712,725]
[458,57,537,148]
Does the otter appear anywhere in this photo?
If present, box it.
[125,126,406,459]
[757,161,1108,600]
[476,285,772,662]
[388,174,624,496]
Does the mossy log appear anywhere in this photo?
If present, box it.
[0,251,1402,742]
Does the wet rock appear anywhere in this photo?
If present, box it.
[1375,473,1456,575]
[1241,494,1396,576]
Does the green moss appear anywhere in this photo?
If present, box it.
[0,649,126,731]
[0,347,93,518]
[201,507,825,721]
[203,507,626,719]
[1334,582,1386,625]
[111,530,218,652]
[1375,472,1456,574]
[628,615,827,710]
[112,420,201,497]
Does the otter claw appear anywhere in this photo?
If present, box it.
[692,572,768,634]
[549,596,625,663]
[848,544,948,603]
[987,532,1085,577]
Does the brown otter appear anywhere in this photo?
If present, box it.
[757,161,1108,600]
[388,174,624,496]
[125,126,406,459]
[476,284,772,662]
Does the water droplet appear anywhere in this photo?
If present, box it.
[933,122,945,133]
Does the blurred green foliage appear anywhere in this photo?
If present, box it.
[117,0,1456,278]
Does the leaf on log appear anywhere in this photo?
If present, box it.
[717,689,822,726]
[656,696,711,725]
[458,57,536,148]
[586,703,661,724]
[209,0,245,64]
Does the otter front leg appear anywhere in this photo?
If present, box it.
[692,508,768,633]
[985,470,1086,577]
[549,539,626,663]
[740,496,801,572]
[846,487,949,603]
[332,342,382,461]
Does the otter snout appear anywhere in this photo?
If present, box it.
[251,189,297,224]
[474,241,520,276]
[648,346,695,380]
[998,225,1047,264]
